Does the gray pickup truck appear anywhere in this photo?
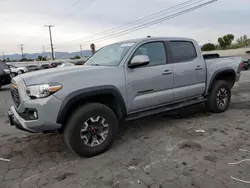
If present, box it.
[8,37,242,157]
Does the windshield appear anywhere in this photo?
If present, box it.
[85,42,135,66]
[0,62,9,69]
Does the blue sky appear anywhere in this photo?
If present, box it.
[0,0,250,54]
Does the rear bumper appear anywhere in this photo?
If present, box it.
[236,73,241,82]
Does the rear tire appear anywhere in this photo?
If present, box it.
[63,103,118,157]
[206,80,231,113]
[10,72,17,78]
[245,65,249,70]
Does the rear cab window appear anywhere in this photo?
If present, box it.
[169,41,197,63]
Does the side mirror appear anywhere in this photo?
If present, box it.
[128,55,150,68]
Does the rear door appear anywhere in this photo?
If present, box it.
[125,41,174,112]
[169,41,206,101]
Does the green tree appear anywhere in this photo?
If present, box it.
[90,43,96,55]
[201,43,216,51]
[71,55,81,59]
[37,56,47,61]
[218,34,234,49]
[236,35,249,47]
[42,56,47,61]
[37,56,43,61]
[20,58,27,62]
[247,39,250,45]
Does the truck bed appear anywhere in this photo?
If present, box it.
[205,56,242,92]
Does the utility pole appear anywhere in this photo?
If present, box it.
[2,52,5,61]
[80,44,83,58]
[43,45,45,53]
[19,44,24,59]
[45,25,55,60]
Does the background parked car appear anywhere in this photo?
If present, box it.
[50,62,62,68]
[242,59,250,70]
[74,60,85,65]
[0,62,11,89]
[57,62,74,67]
[40,64,50,69]
[7,64,28,77]
[25,65,40,72]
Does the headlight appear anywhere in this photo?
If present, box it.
[26,83,62,99]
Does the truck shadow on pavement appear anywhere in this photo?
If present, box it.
[0,104,211,162]
[1,101,250,188]
[117,104,212,142]
[0,88,10,92]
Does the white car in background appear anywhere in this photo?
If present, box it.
[7,64,28,77]
[57,62,74,68]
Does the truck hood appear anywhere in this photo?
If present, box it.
[18,65,116,86]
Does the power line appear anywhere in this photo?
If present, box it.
[70,0,83,7]
[45,25,55,60]
[86,0,217,44]
[57,0,217,48]
[57,0,83,21]
[12,0,216,53]
[59,0,97,22]
[57,0,198,46]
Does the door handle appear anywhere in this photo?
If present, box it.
[162,70,172,75]
[195,66,202,70]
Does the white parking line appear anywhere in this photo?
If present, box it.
[230,176,250,184]
[0,157,11,162]
[228,159,250,165]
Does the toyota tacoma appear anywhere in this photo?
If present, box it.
[8,37,242,157]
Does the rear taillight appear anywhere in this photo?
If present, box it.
[240,62,244,69]
[237,61,244,73]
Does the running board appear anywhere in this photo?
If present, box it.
[125,98,207,121]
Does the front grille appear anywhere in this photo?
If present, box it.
[11,84,20,107]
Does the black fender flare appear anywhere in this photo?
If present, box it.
[207,69,236,92]
[56,85,127,124]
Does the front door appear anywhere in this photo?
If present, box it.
[125,41,174,113]
[169,41,206,101]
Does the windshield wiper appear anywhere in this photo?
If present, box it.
[91,64,101,66]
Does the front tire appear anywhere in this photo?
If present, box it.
[206,80,231,113]
[63,103,118,157]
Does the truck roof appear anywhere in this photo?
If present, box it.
[114,37,195,44]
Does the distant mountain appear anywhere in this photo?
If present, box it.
[4,50,92,60]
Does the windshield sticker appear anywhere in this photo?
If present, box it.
[120,43,135,47]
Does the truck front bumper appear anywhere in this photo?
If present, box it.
[8,95,63,133]
[8,106,37,133]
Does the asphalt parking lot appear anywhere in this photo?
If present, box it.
[1,72,250,188]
